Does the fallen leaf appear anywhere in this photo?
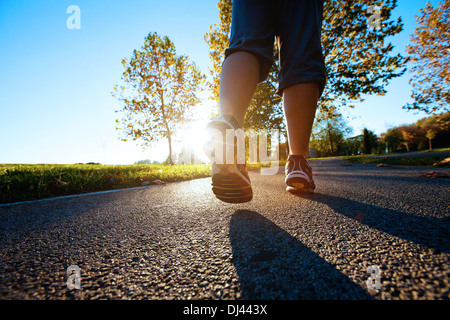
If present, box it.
[433,158,450,167]
[377,163,390,167]
[419,171,450,179]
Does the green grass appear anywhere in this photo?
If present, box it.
[420,147,450,152]
[0,163,212,204]
[343,155,449,166]
[0,161,283,204]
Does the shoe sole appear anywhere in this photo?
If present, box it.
[286,185,314,194]
[285,176,315,194]
[211,164,252,203]
[206,117,252,204]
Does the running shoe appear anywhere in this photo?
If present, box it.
[285,154,315,193]
[204,115,253,203]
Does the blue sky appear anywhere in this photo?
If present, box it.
[0,0,441,164]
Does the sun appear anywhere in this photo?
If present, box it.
[177,101,216,164]
[178,121,211,164]
[184,122,207,156]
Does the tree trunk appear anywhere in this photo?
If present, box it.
[428,138,432,151]
[167,132,174,166]
[327,128,335,156]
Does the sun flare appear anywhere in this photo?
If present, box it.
[177,101,216,164]
[180,123,210,163]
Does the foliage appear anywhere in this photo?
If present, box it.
[320,0,406,116]
[426,129,437,150]
[362,128,379,154]
[381,111,450,152]
[405,0,450,114]
[203,0,232,104]
[134,159,161,165]
[310,113,353,157]
[113,32,205,165]
[344,134,364,156]
[381,127,404,153]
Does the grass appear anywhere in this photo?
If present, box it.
[0,161,283,204]
[307,148,450,167]
[309,148,450,162]
[0,163,211,204]
[343,155,449,166]
[420,147,450,153]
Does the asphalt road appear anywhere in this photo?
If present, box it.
[0,158,448,300]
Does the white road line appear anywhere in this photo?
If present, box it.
[0,177,214,208]
[0,184,165,208]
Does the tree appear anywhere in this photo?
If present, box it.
[344,134,364,155]
[405,0,450,114]
[204,0,232,105]
[381,111,450,152]
[310,113,353,157]
[320,0,406,115]
[113,32,205,165]
[426,129,437,150]
[204,0,407,125]
[399,125,416,152]
[362,128,378,154]
[134,159,161,165]
[382,127,403,153]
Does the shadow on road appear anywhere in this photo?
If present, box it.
[293,192,450,255]
[229,210,373,300]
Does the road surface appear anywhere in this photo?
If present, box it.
[0,158,448,300]
[370,149,450,159]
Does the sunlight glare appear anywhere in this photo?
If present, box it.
[181,124,210,163]
[178,101,217,164]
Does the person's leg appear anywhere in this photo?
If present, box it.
[205,0,275,203]
[282,82,319,156]
[219,51,260,127]
[276,0,325,155]
[204,51,260,204]
[282,83,319,193]
[276,0,324,193]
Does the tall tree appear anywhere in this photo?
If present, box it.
[204,0,232,104]
[426,129,437,150]
[399,125,416,152]
[362,128,378,154]
[405,0,450,114]
[204,0,407,125]
[321,0,406,115]
[310,113,353,157]
[381,127,404,153]
[113,32,205,165]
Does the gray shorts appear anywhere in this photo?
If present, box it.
[225,0,326,97]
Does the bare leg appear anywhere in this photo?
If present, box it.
[282,83,319,156]
[219,52,260,127]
